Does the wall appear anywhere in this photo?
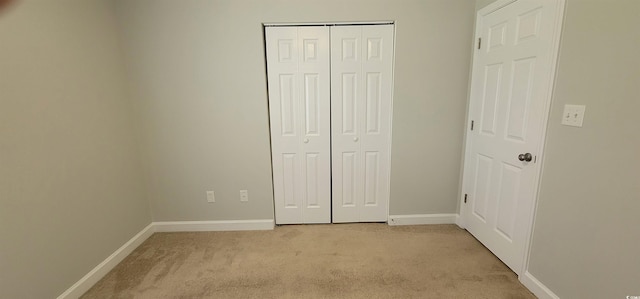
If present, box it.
[0,1,150,298]
[115,0,476,221]
[526,0,640,297]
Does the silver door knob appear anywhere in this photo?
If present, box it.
[518,153,533,162]
[303,138,309,143]
[353,137,359,142]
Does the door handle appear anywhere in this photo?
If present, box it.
[518,153,533,162]
[353,137,359,142]
[303,138,309,143]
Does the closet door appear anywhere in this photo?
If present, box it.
[266,26,331,224]
[331,25,394,223]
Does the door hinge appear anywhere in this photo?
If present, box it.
[478,37,482,50]
[464,194,468,204]
[470,120,475,131]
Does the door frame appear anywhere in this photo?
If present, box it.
[263,21,397,224]
[456,0,566,276]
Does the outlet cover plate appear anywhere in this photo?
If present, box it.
[240,190,249,202]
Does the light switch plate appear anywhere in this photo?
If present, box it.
[561,104,586,127]
[206,190,215,203]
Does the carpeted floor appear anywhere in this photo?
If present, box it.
[81,224,536,298]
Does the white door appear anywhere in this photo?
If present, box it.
[331,25,394,223]
[462,0,563,274]
[266,26,331,224]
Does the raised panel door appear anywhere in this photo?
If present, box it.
[331,25,394,223]
[267,26,331,224]
[462,0,563,274]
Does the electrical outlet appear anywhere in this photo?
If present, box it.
[561,104,586,127]
[240,190,249,202]
[206,190,215,203]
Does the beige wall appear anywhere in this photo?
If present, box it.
[0,1,150,298]
[115,0,476,221]
[2,0,636,297]
[527,0,640,297]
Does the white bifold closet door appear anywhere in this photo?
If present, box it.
[266,26,331,224]
[331,25,394,223]
[266,24,394,224]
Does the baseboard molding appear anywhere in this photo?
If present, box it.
[57,223,156,299]
[58,219,274,298]
[153,219,275,232]
[520,271,560,299]
[455,214,463,228]
[388,214,458,226]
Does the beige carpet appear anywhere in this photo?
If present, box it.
[81,224,535,299]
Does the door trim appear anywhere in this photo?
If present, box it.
[457,0,566,276]
[263,21,395,27]
[520,0,566,276]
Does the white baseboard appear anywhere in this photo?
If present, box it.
[153,219,275,232]
[520,271,560,299]
[58,219,274,298]
[455,214,463,228]
[57,223,156,299]
[388,214,458,226]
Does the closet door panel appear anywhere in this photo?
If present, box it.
[267,27,302,224]
[267,26,330,224]
[359,25,393,221]
[331,26,363,223]
[298,27,331,223]
[331,25,394,223]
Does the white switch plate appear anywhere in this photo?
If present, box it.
[561,104,586,127]
[206,190,215,203]
[240,190,249,202]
